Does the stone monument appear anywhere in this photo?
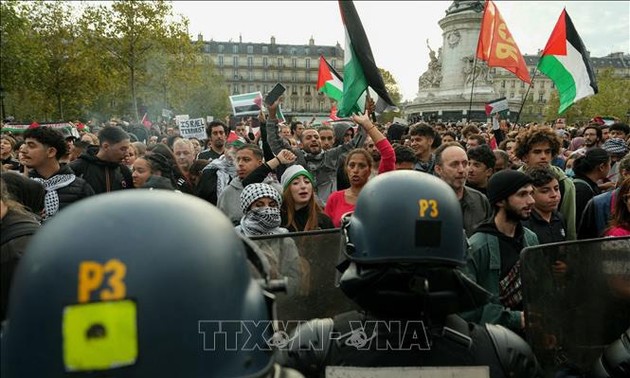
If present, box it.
[405,0,516,123]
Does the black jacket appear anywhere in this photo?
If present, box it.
[68,146,133,194]
[30,164,95,213]
[281,206,335,232]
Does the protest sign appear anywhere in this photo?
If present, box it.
[177,118,206,140]
[229,92,263,116]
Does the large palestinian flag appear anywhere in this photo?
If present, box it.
[537,9,598,114]
[337,0,395,118]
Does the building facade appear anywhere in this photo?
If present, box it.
[199,34,344,119]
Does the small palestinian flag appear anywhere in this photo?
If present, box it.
[230,92,263,116]
[485,97,509,116]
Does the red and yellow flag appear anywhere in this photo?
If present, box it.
[476,0,531,83]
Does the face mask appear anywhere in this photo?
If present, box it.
[565,168,575,178]
[241,206,281,235]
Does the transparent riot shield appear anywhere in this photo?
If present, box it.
[521,237,630,376]
[249,229,358,325]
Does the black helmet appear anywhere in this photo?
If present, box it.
[1,191,274,377]
[338,171,484,319]
[343,170,465,266]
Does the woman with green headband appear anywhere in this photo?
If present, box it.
[280,164,334,232]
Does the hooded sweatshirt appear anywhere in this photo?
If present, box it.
[69,145,133,194]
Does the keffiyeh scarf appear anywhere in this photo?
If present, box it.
[239,207,283,236]
[32,174,75,220]
[204,155,236,198]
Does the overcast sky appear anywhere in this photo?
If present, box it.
[171,1,628,101]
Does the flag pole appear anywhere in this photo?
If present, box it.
[515,69,538,125]
[467,57,478,123]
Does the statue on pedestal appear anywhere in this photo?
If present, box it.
[418,40,442,89]
[462,56,492,88]
[446,0,485,15]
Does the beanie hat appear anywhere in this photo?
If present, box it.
[486,170,533,205]
[240,183,282,213]
[602,138,629,156]
[280,164,314,190]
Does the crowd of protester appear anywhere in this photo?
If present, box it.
[1,108,629,333]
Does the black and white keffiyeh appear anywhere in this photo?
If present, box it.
[203,155,237,198]
[32,174,75,220]
[239,207,283,236]
[239,183,282,213]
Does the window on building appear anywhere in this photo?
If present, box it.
[292,58,297,68]
[263,57,268,68]
[540,81,545,88]
[320,102,325,112]
[241,85,245,94]
[551,82,555,89]
[233,45,238,54]
[521,81,525,88]
[263,85,268,93]
[292,100,297,110]
[278,58,283,67]
[278,47,283,54]
[510,92,514,98]
[279,71,283,81]
[218,45,224,53]
[233,69,239,80]
[248,71,253,81]
[305,72,310,82]
[249,84,254,92]
[306,58,311,69]
[291,48,296,55]
[331,60,336,69]
[510,80,515,88]
[262,46,268,54]
[291,72,296,82]
[305,48,310,55]
[539,94,544,102]
[247,57,253,68]
[501,80,506,88]
[247,45,253,54]
[218,56,224,67]
[233,56,239,66]
[306,103,311,112]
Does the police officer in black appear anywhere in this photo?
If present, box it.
[278,171,541,377]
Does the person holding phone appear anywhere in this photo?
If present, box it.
[265,99,366,205]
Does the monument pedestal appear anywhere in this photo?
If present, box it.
[405,1,519,123]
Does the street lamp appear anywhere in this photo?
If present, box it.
[0,86,5,122]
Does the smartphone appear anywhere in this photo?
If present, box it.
[265,83,286,106]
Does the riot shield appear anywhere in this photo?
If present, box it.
[249,229,357,324]
[521,237,630,376]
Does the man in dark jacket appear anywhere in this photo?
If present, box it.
[22,127,94,220]
[69,125,133,194]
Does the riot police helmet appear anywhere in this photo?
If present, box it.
[1,190,275,377]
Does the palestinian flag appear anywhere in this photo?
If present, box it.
[230,92,263,116]
[337,0,395,118]
[537,9,598,114]
[485,97,509,116]
[317,56,343,102]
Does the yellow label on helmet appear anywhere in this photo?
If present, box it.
[63,300,138,372]
[418,199,439,218]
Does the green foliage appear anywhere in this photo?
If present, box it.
[544,69,630,124]
[377,67,402,123]
[1,0,228,123]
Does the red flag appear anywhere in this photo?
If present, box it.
[141,113,152,129]
[476,0,531,83]
[329,103,340,121]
